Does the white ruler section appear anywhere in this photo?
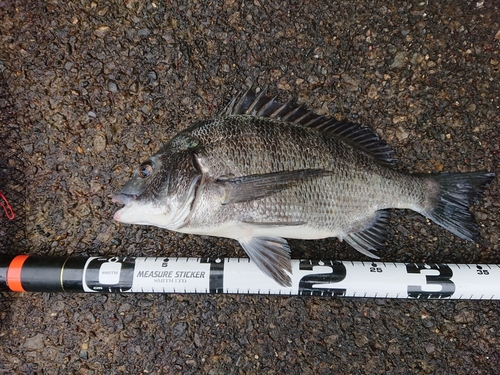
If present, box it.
[81,257,500,300]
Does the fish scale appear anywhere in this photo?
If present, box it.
[185,118,385,225]
[113,88,495,287]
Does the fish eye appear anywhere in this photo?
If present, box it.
[138,161,154,178]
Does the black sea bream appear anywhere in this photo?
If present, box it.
[113,89,495,286]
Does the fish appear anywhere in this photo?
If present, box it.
[112,88,495,286]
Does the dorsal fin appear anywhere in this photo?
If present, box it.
[219,88,395,165]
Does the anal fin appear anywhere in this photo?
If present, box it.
[239,236,292,287]
[343,210,390,259]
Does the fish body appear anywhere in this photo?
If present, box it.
[113,89,495,286]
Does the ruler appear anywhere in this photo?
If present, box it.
[0,255,499,299]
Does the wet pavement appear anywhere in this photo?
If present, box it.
[0,0,499,373]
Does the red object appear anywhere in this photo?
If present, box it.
[0,191,15,220]
[6,255,29,292]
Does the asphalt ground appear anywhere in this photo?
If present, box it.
[0,0,499,373]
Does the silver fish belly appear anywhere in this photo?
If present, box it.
[113,88,495,286]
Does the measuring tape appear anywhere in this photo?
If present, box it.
[0,255,498,299]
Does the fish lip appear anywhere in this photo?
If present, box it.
[112,193,138,206]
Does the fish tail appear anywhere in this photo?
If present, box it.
[421,172,495,241]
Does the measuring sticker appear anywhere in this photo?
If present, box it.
[1,255,499,299]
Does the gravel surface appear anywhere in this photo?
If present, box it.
[1,0,499,373]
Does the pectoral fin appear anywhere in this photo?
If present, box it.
[217,169,332,204]
[239,236,292,287]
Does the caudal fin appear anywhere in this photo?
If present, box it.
[423,172,495,241]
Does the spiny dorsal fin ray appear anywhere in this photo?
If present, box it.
[219,88,395,166]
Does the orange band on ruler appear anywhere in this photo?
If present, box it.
[7,255,29,292]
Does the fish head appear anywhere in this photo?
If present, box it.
[112,142,201,230]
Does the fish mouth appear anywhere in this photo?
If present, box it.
[112,194,138,222]
[112,193,138,206]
